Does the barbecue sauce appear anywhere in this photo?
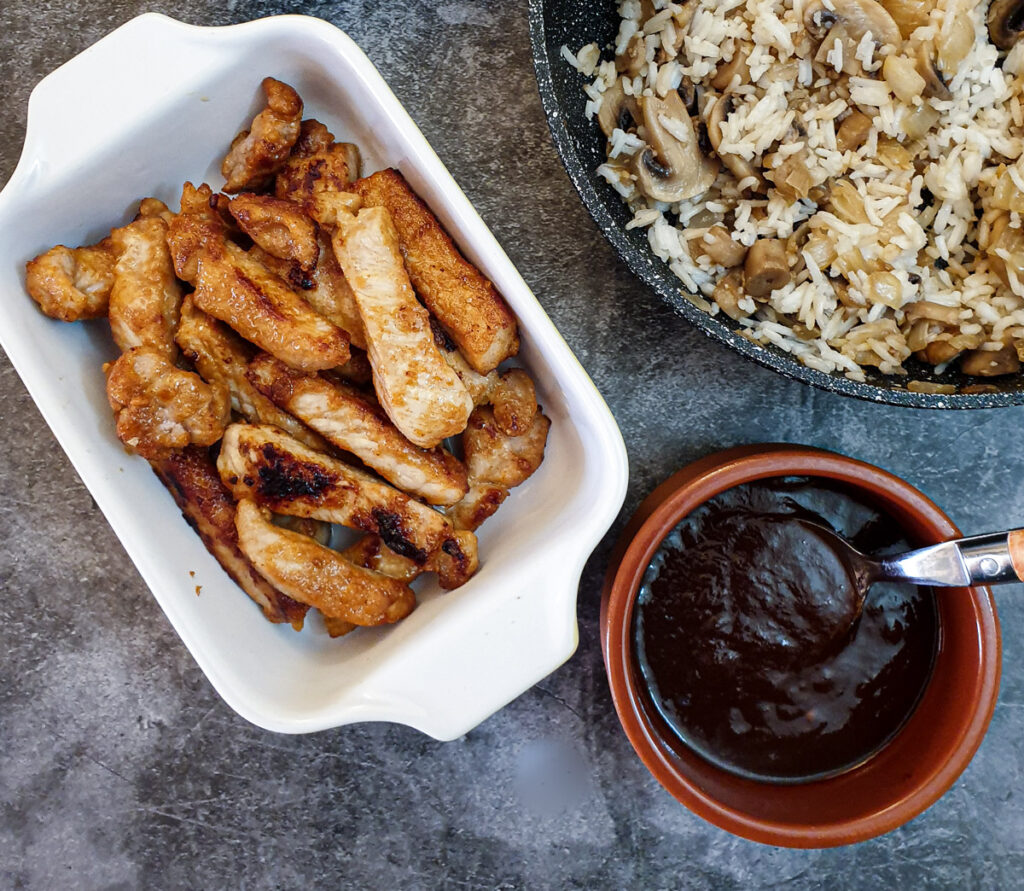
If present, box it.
[633,477,937,783]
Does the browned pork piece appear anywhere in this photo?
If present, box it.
[228,193,320,273]
[193,232,350,372]
[340,528,479,591]
[152,447,308,627]
[247,353,468,505]
[216,422,454,563]
[166,183,229,285]
[25,238,118,321]
[352,168,519,374]
[342,534,422,583]
[234,500,415,626]
[430,321,539,436]
[221,77,303,193]
[449,405,551,532]
[490,369,538,437]
[108,217,183,359]
[275,118,361,209]
[332,205,473,447]
[175,297,331,452]
[106,347,230,460]
[248,235,367,350]
[136,197,175,223]
[323,616,358,637]
[427,529,479,589]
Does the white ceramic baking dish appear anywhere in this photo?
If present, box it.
[0,13,628,739]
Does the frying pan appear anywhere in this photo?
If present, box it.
[528,0,1024,408]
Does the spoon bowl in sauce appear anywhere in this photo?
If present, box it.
[799,520,1024,632]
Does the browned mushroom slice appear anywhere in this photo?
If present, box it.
[921,339,961,365]
[706,95,765,190]
[616,33,646,77]
[712,269,747,321]
[836,110,874,152]
[597,80,637,140]
[803,0,901,50]
[904,301,961,325]
[769,152,815,202]
[631,92,718,203]
[960,345,1021,376]
[879,0,935,39]
[694,225,747,268]
[989,0,1024,50]
[744,240,790,298]
[984,213,1024,288]
[711,47,750,91]
[911,41,952,100]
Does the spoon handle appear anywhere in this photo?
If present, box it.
[1010,529,1024,581]
[957,529,1024,585]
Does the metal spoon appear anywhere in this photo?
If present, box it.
[800,521,1024,621]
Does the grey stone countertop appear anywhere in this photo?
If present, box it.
[2,1,1023,888]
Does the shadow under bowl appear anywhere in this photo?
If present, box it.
[601,444,1001,847]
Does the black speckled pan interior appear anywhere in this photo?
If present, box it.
[528,0,1024,408]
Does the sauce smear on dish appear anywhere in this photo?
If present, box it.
[633,477,937,783]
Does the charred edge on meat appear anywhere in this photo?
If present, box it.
[256,443,334,500]
[372,508,428,563]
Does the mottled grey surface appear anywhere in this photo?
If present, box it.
[2,1,1024,888]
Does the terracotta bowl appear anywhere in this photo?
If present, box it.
[601,445,1002,848]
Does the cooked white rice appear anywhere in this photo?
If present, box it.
[565,0,1024,386]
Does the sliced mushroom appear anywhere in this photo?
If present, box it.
[597,80,638,140]
[814,22,864,75]
[744,239,790,298]
[711,46,750,91]
[960,345,1021,376]
[921,339,961,365]
[836,110,874,152]
[905,300,961,325]
[912,41,952,100]
[706,95,765,190]
[769,151,815,201]
[631,92,718,203]
[879,0,935,40]
[713,269,747,320]
[984,212,1024,288]
[616,33,647,77]
[989,0,1024,50]
[656,14,689,63]
[678,78,698,116]
[833,277,861,308]
[987,165,1024,212]
[882,53,926,103]
[695,225,747,267]
[900,102,941,138]
[803,0,901,50]
[937,14,974,72]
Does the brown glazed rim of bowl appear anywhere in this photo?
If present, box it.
[601,445,1001,848]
